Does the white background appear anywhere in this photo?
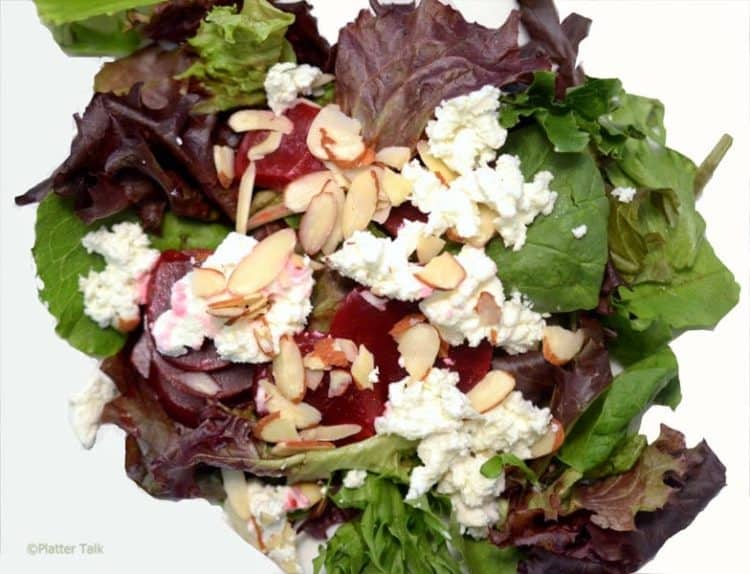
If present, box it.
[1,1,748,573]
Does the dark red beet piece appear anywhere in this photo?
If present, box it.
[381,202,427,236]
[150,353,208,427]
[440,341,493,394]
[236,101,325,191]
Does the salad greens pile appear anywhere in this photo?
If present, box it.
[18,1,739,573]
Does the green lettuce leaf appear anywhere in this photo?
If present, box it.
[486,124,609,313]
[149,213,231,251]
[453,536,522,574]
[481,453,539,486]
[34,0,162,25]
[586,434,647,480]
[178,0,295,113]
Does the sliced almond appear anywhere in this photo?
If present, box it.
[295,483,325,506]
[300,424,362,442]
[415,252,466,290]
[272,336,306,402]
[208,292,266,310]
[397,323,440,380]
[303,355,328,371]
[228,228,296,295]
[371,204,392,225]
[254,321,276,355]
[342,168,378,238]
[379,167,413,207]
[375,146,411,170]
[305,369,324,391]
[542,326,586,366]
[388,313,427,340]
[221,469,250,521]
[321,181,346,255]
[115,316,141,333]
[466,205,497,247]
[250,190,279,215]
[283,171,334,213]
[235,160,256,234]
[254,412,300,443]
[334,339,359,363]
[529,418,565,458]
[328,369,352,398]
[270,440,335,457]
[417,140,457,184]
[246,202,294,231]
[248,131,283,161]
[178,372,221,396]
[299,192,337,255]
[467,370,516,413]
[304,337,349,370]
[350,344,376,390]
[228,110,294,134]
[192,268,226,298]
[476,291,503,326]
[307,105,365,164]
[259,380,322,429]
[206,306,247,319]
[213,145,235,189]
[416,235,446,265]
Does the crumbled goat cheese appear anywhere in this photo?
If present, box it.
[611,186,637,203]
[425,85,507,174]
[368,366,380,384]
[420,246,545,354]
[152,232,314,363]
[343,470,369,489]
[571,224,588,239]
[69,369,119,449]
[326,221,433,301]
[78,222,159,329]
[264,62,324,115]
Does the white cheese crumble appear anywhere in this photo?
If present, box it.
[152,232,314,363]
[343,470,368,489]
[78,222,159,330]
[571,224,588,239]
[425,85,507,174]
[611,186,637,203]
[264,62,324,115]
[69,369,119,449]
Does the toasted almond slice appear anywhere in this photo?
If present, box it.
[248,131,283,161]
[466,205,497,247]
[417,140,457,184]
[259,380,322,429]
[307,105,364,163]
[467,370,516,413]
[328,369,352,398]
[416,235,446,265]
[273,336,306,402]
[350,344,376,390]
[254,412,300,443]
[342,168,378,238]
[178,372,221,396]
[415,252,466,290]
[254,322,276,355]
[321,181,346,255]
[283,171,334,212]
[228,228,296,295]
[476,292,503,326]
[334,339,359,363]
[213,145,235,189]
[529,418,565,458]
[388,313,427,340]
[115,316,141,333]
[235,161,256,234]
[303,355,328,371]
[379,167,413,207]
[375,146,411,170]
[208,292,266,310]
[206,306,247,318]
[371,204,392,225]
[300,424,362,442]
[305,369,324,391]
[299,192,337,255]
[307,337,350,369]
[312,73,335,89]
[229,110,294,134]
[250,190,279,215]
[397,323,440,380]
[192,268,227,298]
[270,440,335,457]
[221,469,250,521]
[542,326,586,366]
[246,202,294,231]
[295,483,325,506]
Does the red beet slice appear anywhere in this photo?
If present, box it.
[235,101,326,191]
[150,354,208,427]
[440,341,493,394]
[382,203,427,236]
[211,364,256,401]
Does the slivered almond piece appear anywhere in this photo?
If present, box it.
[305,369,324,391]
[321,181,346,255]
[388,313,426,340]
[284,171,334,212]
[228,228,296,295]
[467,370,516,413]
[295,483,325,506]
[308,337,350,369]
[300,424,362,442]
[115,316,141,333]
[328,369,352,398]
[397,323,440,380]
[416,235,446,265]
[303,355,327,371]
[375,146,411,170]
[192,268,226,298]
[246,202,294,231]
[334,339,359,363]
[379,167,413,207]
[254,412,300,443]
[271,440,335,457]
[272,336,305,402]
[248,131,283,160]
[206,306,246,319]
[235,160,256,234]
[417,140,457,184]
[467,205,497,247]
[351,344,376,390]
[342,168,378,238]
[415,252,466,290]
[476,292,502,326]
[254,322,275,355]
[250,190,279,215]
[208,292,266,310]
[213,145,235,189]
[529,418,565,458]
[228,110,294,134]
[299,192,337,255]
[259,380,322,429]
[307,105,365,163]
[221,469,250,521]
[371,204,392,224]
[542,326,586,366]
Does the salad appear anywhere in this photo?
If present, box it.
[16,1,741,573]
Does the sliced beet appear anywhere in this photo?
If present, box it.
[211,364,256,401]
[235,101,326,191]
[441,341,493,394]
[382,202,427,236]
[163,340,231,372]
[150,353,207,427]
[131,330,153,379]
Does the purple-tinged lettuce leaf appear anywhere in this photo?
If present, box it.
[272,1,333,71]
[335,0,549,148]
[94,45,194,96]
